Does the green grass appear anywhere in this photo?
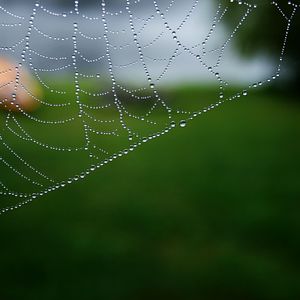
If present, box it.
[0,87,299,300]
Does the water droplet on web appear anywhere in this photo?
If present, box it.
[170,121,176,128]
[179,120,187,128]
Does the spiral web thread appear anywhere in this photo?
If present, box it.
[0,0,298,214]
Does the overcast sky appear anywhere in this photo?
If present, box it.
[0,0,274,85]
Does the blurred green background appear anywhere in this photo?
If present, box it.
[1,1,300,299]
[0,87,300,299]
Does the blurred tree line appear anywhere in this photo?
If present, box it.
[219,0,300,92]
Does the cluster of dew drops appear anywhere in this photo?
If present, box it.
[0,0,298,214]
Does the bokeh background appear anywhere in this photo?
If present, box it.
[0,1,300,299]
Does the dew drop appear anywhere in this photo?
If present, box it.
[179,120,187,128]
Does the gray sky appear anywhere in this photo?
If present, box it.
[0,0,274,86]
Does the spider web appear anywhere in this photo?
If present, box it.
[0,0,298,214]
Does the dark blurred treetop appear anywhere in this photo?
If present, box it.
[219,0,300,90]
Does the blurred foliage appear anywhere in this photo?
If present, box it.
[219,0,300,89]
[0,87,300,299]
